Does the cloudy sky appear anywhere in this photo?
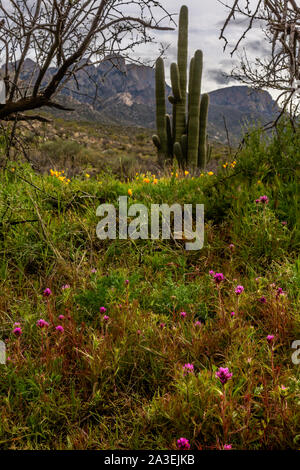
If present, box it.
[134,0,268,94]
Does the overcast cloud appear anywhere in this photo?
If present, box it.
[133,0,270,95]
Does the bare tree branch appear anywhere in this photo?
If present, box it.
[218,0,300,118]
[0,0,175,121]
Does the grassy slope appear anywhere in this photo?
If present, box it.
[2,117,229,178]
[0,122,299,450]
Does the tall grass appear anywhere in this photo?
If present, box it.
[0,121,299,449]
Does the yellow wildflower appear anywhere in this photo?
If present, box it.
[185,171,189,176]
[85,173,90,178]
[128,189,133,196]
[207,171,214,176]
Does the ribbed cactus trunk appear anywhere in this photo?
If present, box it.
[175,5,188,142]
[187,50,203,167]
[154,57,168,164]
[188,57,194,120]
[198,93,210,168]
[166,114,173,157]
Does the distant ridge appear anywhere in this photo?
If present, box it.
[10,57,280,144]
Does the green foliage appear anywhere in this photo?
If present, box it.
[0,120,299,449]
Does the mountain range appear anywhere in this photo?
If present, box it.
[18,57,281,144]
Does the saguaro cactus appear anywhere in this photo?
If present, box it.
[153,5,211,169]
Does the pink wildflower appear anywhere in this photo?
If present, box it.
[276,287,286,297]
[43,288,52,297]
[37,319,49,328]
[58,315,65,320]
[180,311,187,319]
[223,444,232,450]
[62,284,70,290]
[55,325,64,333]
[230,311,235,318]
[183,363,194,375]
[100,306,107,314]
[13,327,22,337]
[177,437,191,450]
[259,195,269,204]
[214,272,225,284]
[235,285,244,295]
[103,315,109,322]
[267,334,275,345]
[194,320,202,327]
[209,270,215,276]
[258,296,267,304]
[216,366,233,385]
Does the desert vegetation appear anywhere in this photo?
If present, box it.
[0,0,299,453]
[0,118,299,450]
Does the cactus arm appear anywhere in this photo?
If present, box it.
[198,93,210,169]
[155,57,168,163]
[187,50,203,167]
[170,63,181,146]
[188,57,194,122]
[173,142,184,165]
[207,143,212,164]
[170,63,182,102]
[172,103,177,146]
[152,134,161,150]
[166,114,173,158]
[180,134,188,164]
